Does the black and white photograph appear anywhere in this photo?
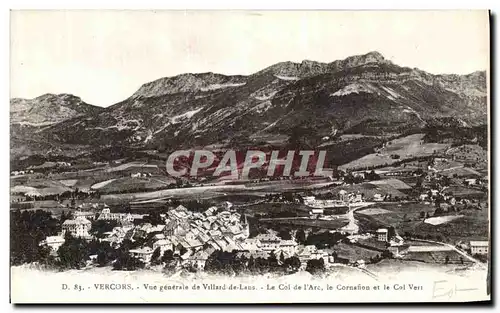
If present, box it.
[9,10,490,303]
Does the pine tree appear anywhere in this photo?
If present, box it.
[151,247,161,265]
[296,229,306,244]
[279,252,285,265]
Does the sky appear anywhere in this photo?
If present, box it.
[10,10,489,107]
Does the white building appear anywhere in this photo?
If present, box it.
[470,241,489,255]
[153,239,173,254]
[255,233,282,251]
[74,210,97,220]
[296,245,330,268]
[419,194,429,201]
[353,194,363,203]
[187,249,213,270]
[98,208,145,222]
[279,240,298,255]
[465,178,478,186]
[338,190,348,202]
[376,228,388,242]
[310,208,324,215]
[40,235,65,251]
[129,247,154,263]
[389,235,404,247]
[62,216,92,238]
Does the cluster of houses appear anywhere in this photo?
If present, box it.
[302,191,365,216]
[39,204,340,270]
[10,170,34,176]
[39,195,489,271]
[119,206,335,270]
[130,172,152,178]
[373,227,489,259]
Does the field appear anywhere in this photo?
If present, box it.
[445,144,488,163]
[354,202,441,233]
[403,250,474,265]
[424,215,464,225]
[444,186,485,197]
[408,208,489,242]
[356,202,436,227]
[369,178,411,190]
[98,178,338,204]
[355,201,489,243]
[259,217,349,230]
[10,179,72,196]
[329,182,408,200]
[356,208,392,215]
[241,179,334,192]
[100,184,282,203]
[242,202,311,217]
[90,176,176,193]
[334,242,381,261]
[339,133,451,170]
[365,259,481,280]
[439,166,482,178]
[105,161,161,173]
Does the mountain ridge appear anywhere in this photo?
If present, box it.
[10,51,488,161]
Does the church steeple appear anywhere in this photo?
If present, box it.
[242,214,249,238]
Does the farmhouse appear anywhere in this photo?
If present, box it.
[255,233,282,251]
[464,178,478,186]
[129,247,154,263]
[98,208,146,222]
[338,190,348,202]
[296,245,330,266]
[310,208,324,216]
[62,216,92,238]
[376,228,388,242]
[74,210,97,220]
[419,194,429,201]
[186,249,214,270]
[470,241,489,255]
[40,235,65,251]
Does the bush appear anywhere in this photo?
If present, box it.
[305,258,325,276]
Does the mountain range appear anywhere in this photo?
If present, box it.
[10,51,487,163]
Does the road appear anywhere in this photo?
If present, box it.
[340,202,375,234]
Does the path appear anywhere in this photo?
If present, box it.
[340,202,375,234]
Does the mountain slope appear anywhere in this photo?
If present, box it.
[11,52,488,160]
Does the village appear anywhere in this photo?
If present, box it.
[40,203,336,272]
[36,176,488,275]
[11,145,489,276]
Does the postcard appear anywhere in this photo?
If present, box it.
[9,10,490,303]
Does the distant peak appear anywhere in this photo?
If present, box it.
[364,51,385,60]
[35,93,81,101]
[301,59,318,65]
[36,93,57,99]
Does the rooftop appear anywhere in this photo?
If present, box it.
[130,247,154,254]
[62,216,91,225]
[470,241,489,247]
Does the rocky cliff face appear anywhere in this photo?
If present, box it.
[131,73,247,98]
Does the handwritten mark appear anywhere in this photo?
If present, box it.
[432,280,479,300]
